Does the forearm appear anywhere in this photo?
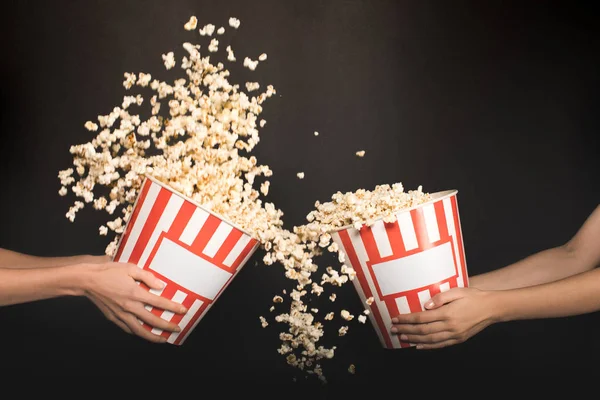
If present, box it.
[469,245,589,290]
[0,264,92,306]
[490,267,600,323]
[0,248,109,269]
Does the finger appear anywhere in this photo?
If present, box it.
[129,305,182,333]
[127,265,166,291]
[391,309,445,325]
[397,331,454,344]
[89,297,133,334]
[122,313,169,343]
[137,289,188,314]
[415,339,461,350]
[424,288,466,310]
[390,321,447,336]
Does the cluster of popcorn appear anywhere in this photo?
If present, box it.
[57,15,430,383]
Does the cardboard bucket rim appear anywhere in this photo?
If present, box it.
[111,174,259,257]
[327,189,459,234]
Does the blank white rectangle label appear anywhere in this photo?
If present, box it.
[148,238,232,300]
[372,241,456,296]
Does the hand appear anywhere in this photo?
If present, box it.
[390,287,497,349]
[79,262,188,343]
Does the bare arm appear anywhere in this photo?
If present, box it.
[0,259,187,343]
[470,205,600,290]
[0,248,109,269]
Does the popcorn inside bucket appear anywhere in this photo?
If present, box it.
[327,190,469,349]
[112,175,259,345]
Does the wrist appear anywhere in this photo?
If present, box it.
[61,263,100,297]
[485,290,512,323]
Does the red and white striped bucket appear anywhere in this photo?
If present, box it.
[330,190,468,349]
[112,175,259,345]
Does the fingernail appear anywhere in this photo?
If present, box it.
[400,334,408,341]
[160,337,167,343]
[390,327,398,333]
[160,281,166,288]
[175,325,181,332]
[391,318,399,324]
[424,300,434,309]
[416,345,424,350]
[180,307,188,313]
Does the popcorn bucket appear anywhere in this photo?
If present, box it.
[112,175,260,345]
[330,190,468,349]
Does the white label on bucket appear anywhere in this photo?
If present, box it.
[439,281,451,292]
[372,241,455,296]
[203,222,233,258]
[396,211,418,251]
[148,238,232,300]
[417,289,431,310]
[179,208,210,246]
[395,296,411,314]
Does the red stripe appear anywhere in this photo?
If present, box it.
[161,295,201,339]
[114,179,152,262]
[167,200,197,238]
[406,292,423,313]
[230,239,258,272]
[142,284,179,332]
[189,214,221,254]
[385,221,407,258]
[128,187,172,265]
[212,228,244,266]
[447,277,458,288]
[359,227,382,263]
[434,200,450,242]
[450,196,469,287]
[338,230,393,349]
[173,301,211,344]
[428,282,441,298]
[410,208,432,251]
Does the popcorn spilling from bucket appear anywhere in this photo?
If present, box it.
[57,15,433,382]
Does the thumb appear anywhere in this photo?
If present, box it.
[127,265,165,290]
[424,287,466,310]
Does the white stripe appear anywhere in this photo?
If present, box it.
[144,282,166,312]
[423,204,440,244]
[168,299,203,344]
[370,220,393,258]
[179,303,211,345]
[332,233,385,347]
[349,228,401,348]
[395,296,411,314]
[443,198,464,287]
[223,234,252,267]
[151,290,188,335]
[137,194,185,268]
[397,211,418,251]
[439,282,451,292]
[417,289,431,311]
[116,182,161,263]
[179,208,210,246]
[203,222,234,258]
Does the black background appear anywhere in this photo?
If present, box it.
[0,0,599,395]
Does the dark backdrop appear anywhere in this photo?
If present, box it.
[0,0,598,395]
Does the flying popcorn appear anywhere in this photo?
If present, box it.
[355,150,365,157]
[58,15,430,383]
[184,16,198,31]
